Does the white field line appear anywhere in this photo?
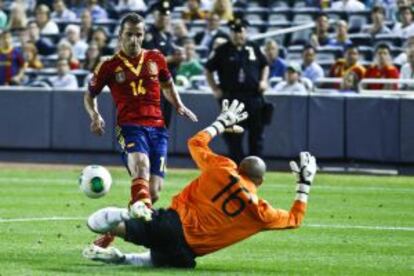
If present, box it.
[0,216,413,232]
[0,176,412,193]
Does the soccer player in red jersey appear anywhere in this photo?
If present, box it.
[84,13,198,247]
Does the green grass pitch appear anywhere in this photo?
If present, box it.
[0,166,413,275]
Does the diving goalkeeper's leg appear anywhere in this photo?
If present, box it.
[83,245,153,267]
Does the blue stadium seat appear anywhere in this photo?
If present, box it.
[349,33,372,46]
[290,28,312,46]
[358,46,374,61]
[347,12,369,33]
[269,8,291,23]
[292,7,319,24]
[374,34,403,48]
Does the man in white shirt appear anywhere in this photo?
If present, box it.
[49,59,79,89]
[399,47,414,90]
[302,45,324,83]
[331,0,366,11]
[35,4,60,35]
[51,0,77,21]
[63,25,88,60]
[393,6,414,38]
[273,63,308,93]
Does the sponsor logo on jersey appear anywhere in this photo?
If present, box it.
[147,60,158,75]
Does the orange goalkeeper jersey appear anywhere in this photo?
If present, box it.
[169,131,307,256]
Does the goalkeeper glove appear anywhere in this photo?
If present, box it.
[289,152,317,203]
[205,99,249,137]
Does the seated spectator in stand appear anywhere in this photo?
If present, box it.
[25,21,56,56]
[80,10,94,42]
[302,45,324,83]
[182,0,208,21]
[177,39,204,80]
[399,46,414,89]
[329,45,366,88]
[89,27,112,56]
[23,42,43,69]
[57,40,80,70]
[264,39,286,79]
[362,6,391,37]
[63,25,88,60]
[51,0,77,21]
[339,71,360,93]
[310,12,332,48]
[0,30,26,85]
[0,0,8,29]
[328,20,352,48]
[36,4,59,35]
[393,6,414,38]
[394,35,414,65]
[331,0,366,11]
[7,2,28,32]
[115,0,146,13]
[173,20,190,47]
[48,58,79,89]
[211,0,234,21]
[365,43,400,90]
[273,63,308,93]
[87,0,108,21]
[82,42,102,72]
[194,12,229,52]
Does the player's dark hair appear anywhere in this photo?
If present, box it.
[375,43,391,53]
[344,44,358,53]
[119,13,145,35]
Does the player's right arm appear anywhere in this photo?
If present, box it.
[84,60,109,136]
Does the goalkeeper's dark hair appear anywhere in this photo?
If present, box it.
[119,13,145,35]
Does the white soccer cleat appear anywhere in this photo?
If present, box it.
[129,201,153,222]
[87,207,130,233]
[82,244,125,264]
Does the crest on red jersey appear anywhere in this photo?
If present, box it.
[147,60,158,75]
[115,66,126,83]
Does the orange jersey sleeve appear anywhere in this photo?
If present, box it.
[170,130,307,256]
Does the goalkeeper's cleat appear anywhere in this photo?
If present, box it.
[83,244,125,264]
[129,200,153,221]
[93,233,115,248]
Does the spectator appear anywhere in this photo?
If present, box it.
[115,0,146,13]
[394,35,414,65]
[362,6,391,37]
[194,12,229,51]
[48,58,79,89]
[365,43,400,90]
[310,13,331,48]
[87,0,108,21]
[264,39,286,79]
[172,20,190,47]
[35,4,59,35]
[182,0,208,21]
[273,63,308,93]
[302,45,325,83]
[82,42,101,72]
[329,45,366,88]
[177,39,204,80]
[328,20,352,48]
[7,2,28,32]
[25,21,56,56]
[23,42,43,69]
[393,6,414,38]
[57,40,80,70]
[51,0,77,21]
[80,10,93,42]
[0,30,26,85]
[63,24,88,60]
[339,71,360,93]
[0,0,7,30]
[89,27,112,56]
[331,0,366,11]
[399,46,414,89]
[211,0,234,21]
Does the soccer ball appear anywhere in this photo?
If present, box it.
[79,165,112,198]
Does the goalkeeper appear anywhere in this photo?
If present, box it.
[83,99,317,268]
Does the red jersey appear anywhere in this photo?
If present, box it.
[88,49,172,127]
[329,59,366,88]
[365,64,399,90]
[170,131,306,256]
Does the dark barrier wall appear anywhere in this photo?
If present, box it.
[0,89,413,163]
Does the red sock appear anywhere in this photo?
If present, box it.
[129,178,152,208]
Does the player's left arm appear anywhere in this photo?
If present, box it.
[160,80,198,122]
